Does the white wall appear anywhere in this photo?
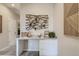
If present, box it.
[0,4,19,50]
[53,3,79,56]
[20,3,54,51]
[20,3,54,32]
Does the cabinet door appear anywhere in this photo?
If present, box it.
[64,3,78,36]
[39,39,58,56]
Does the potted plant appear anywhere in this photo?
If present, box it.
[48,32,56,38]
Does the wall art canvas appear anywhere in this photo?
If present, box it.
[0,15,2,33]
[25,14,48,30]
[64,3,79,36]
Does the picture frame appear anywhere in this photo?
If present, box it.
[0,15,2,33]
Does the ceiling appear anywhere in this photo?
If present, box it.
[2,3,55,16]
[3,3,20,16]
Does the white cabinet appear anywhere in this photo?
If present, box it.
[28,40,39,51]
[39,39,58,56]
[16,38,58,56]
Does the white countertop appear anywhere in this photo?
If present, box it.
[16,37,57,40]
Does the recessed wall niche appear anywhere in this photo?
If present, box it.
[25,14,48,31]
[64,3,79,36]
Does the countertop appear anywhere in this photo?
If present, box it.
[16,37,57,40]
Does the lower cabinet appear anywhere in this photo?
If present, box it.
[39,39,58,56]
[16,38,58,56]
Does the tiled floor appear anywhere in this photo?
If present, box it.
[0,45,16,56]
[0,45,39,56]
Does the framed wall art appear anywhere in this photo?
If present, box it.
[0,15,2,33]
[25,14,48,31]
[64,3,79,36]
